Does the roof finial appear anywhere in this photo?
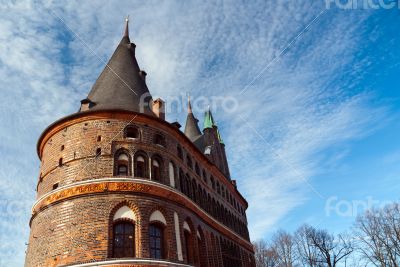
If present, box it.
[124,15,130,37]
[187,94,193,114]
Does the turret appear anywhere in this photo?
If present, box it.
[184,96,202,141]
[202,107,230,179]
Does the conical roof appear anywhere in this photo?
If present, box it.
[184,97,202,141]
[203,107,216,129]
[84,18,154,115]
[203,107,225,144]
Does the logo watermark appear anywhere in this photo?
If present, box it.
[139,93,240,114]
[325,0,400,9]
[325,196,392,217]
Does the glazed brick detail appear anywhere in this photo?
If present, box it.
[27,111,256,267]
[37,118,247,222]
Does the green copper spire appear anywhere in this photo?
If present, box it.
[217,129,224,145]
[203,107,224,144]
[203,106,216,129]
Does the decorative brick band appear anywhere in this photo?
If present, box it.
[34,181,151,213]
[59,258,193,267]
[31,178,253,252]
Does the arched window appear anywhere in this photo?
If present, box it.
[152,158,161,182]
[191,179,197,203]
[177,145,183,160]
[149,210,166,259]
[195,163,200,176]
[179,169,185,194]
[186,155,192,169]
[112,206,136,258]
[207,194,212,214]
[149,223,164,259]
[202,170,207,183]
[125,126,139,139]
[183,222,193,264]
[118,165,127,175]
[112,221,135,258]
[186,175,192,199]
[154,134,165,147]
[212,198,216,217]
[116,153,130,176]
[197,228,207,267]
[210,177,215,190]
[202,188,207,210]
[134,153,148,178]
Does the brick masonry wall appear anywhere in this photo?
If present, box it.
[27,112,255,267]
[26,193,255,267]
[37,117,247,225]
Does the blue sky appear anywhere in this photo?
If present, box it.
[0,1,399,266]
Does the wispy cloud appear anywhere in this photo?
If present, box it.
[0,1,392,265]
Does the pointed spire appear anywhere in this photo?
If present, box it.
[83,17,154,115]
[124,15,130,37]
[187,95,193,114]
[184,96,202,141]
[203,106,216,129]
[203,107,224,144]
[217,129,224,145]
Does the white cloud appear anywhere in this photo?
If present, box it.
[0,1,389,265]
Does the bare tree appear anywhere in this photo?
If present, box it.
[307,227,354,267]
[272,230,297,267]
[294,224,353,267]
[295,225,321,267]
[355,203,400,267]
[254,239,280,267]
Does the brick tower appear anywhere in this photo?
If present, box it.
[25,18,256,267]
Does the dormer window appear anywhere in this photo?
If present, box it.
[80,98,95,111]
[204,146,212,155]
[125,126,139,139]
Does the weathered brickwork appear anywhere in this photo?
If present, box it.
[26,19,255,267]
[26,111,255,267]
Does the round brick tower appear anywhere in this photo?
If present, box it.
[25,19,256,267]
